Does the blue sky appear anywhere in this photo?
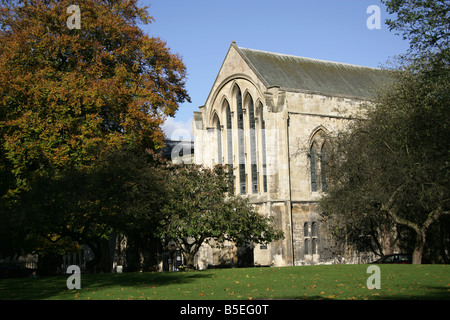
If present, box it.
[138,0,410,140]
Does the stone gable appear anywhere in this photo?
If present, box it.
[192,42,388,268]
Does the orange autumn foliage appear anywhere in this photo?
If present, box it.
[0,0,190,194]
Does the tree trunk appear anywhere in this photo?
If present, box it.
[412,231,426,264]
[383,201,443,265]
[183,251,196,269]
[181,242,201,270]
[85,239,110,273]
[180,237,204,270]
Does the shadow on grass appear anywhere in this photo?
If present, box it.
[369,286,450,300]
[274,285,450,301]
[0,270,214,300]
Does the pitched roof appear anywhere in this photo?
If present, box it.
[236,45,391,99]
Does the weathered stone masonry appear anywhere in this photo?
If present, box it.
[192,42,390,269]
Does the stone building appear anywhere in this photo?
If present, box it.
[192,42,390,268]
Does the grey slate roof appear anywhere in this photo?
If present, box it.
[237,46,391,99]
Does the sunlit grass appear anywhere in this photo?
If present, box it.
[0,264,449,300]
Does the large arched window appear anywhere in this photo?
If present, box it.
[321,143,327,191]
[236,86,246,194]
[225,101,234,192]
[248,95,257,193]
[310,145,318,192]
[309,129,329,192]
[260,103,267,193]
[215,116,222,165]
[226,101,233,166]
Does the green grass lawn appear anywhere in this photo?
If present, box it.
[0,264,449,300]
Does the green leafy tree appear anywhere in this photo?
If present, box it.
[321,0,450,265]
[320,68,449,264]
[16,147,165,272]
[157,164,284,269]
[382,0,450,68]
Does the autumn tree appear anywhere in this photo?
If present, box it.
[0,0,190,196]
[0,0,189,262]
[157,164,284,269]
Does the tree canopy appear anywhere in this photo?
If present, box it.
[0,0,190,269]
[9,146,166,272]
[157,163,284,268]
[320,0,450,264]
[0,0,190,197]
[382,0,450,68]
[320,68,449,263]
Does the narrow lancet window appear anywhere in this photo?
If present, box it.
[260,105,267,193]
[248,96,257,193]
[216,117,222,165]
[310,145,317,192]
[226,102,233,166]
[236,87,246,194]
[226,102,234,191]
[310,129,329,192]
[321,144,327,191]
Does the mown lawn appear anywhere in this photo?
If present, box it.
[0,264,449,300]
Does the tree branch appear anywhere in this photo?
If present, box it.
[381,183,421,235]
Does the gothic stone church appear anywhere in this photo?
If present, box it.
[192,42,389,269]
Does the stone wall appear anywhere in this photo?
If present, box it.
[192,44,374,268]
